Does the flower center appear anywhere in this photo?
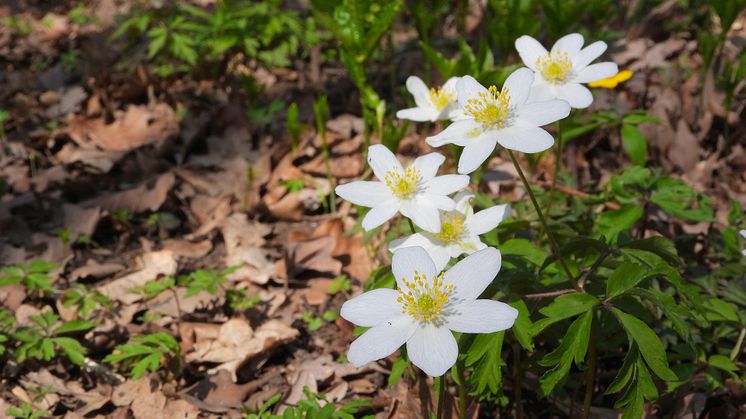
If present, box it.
[397,271,454,322]
[432,212,465,244]
[464,85,511,128]
[536,52,572,84]
[384,167,420,199]
[428,87,454,111]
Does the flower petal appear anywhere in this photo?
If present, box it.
[458,135,498,174]
[341,289,401,327]
[426,119,481,147]
[456,76,490,109]
[573,40,607,69]
[422,194,457,211]
[503,67,534,107]
[518,99,571,126]
[528,78,557,102]
[396,107,438,122]
[515,35,549,71]
[368,144,403,182]
[347,315,417,367]
[424,174,469,195]
[574,62,619,83]
[392,246,438,292]
[442,76,461,93]
[453,191,475,214]
[406,75,431,108]
[406,324,458,377]
[401,200,442,233]
[556,83,593,109]
[443,247,502,302]
[362,201,400,231]
[389,233,439,253]
[412,153,445,181]
[497,125,555,153]
[335,181,393,207]
[445,299,518,333]
[552,33,584,56]
[467,204,511,235]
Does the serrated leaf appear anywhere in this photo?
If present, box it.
[54,319,96,335]
[612,308,678,381]
[539,311,592,396]
[709,354,738,373]
[606,262,647,299]
[509,299,534,351]
[532,293,599,335]
[596,205,643,242]
[387,355,409,387]
[606,346,638,394]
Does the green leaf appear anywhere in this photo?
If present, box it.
[596,205,643,242]
[132,351,162,379]
[509,299,534,351]
[54,337,87,365]
[387,355,409,387]
[606,346,638,394]
[650,177,715,222]
[532,293,599,335]
[709,354,738,373]
[464,332,505,397]
[611,308,678,381]
[54,319,96,335]
[539,311,592,396]
[702,298,739,323]
[621,236,682,267]
[606,263,647,299]
[621,123,647,165]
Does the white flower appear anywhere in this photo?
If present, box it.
[335,144,469,233]
[426,70,570,174]
[390,192,510,271]
[515,33,618,108]
[341,246,517,376]
[396,76,464,122]
[741,230,746,256]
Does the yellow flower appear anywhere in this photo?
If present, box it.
[588,70,633,88]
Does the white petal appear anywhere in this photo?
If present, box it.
[456,76,490,109]
[556,83,593,109]
[396,107,438,122]
[741,230,746,240]
[458,135,498,174]
[412,153,445,181]
[573,41,607,69]
[468,204,511,235]
[458,237,487,254]
[401,200,442,233]
[367,144,403,182]
[518,99,571,126]
[424,174,469,195]
[362,202,400,231]
[574,62,619,83]
[528,78,557,102]
[515,35,548,71]
[335,181,393,207]
[552,33,584,56]
[426,245,453,272]
[442,76,461,93]
[445,299,518,333]
[497,125,555,153]
[341,289,401,327]
[347,315,417,367]
[503,67,534,107]
[406,324,458,377]
[389,233,439,253]
[443,247,502,302]
[392,246,438,292]
[422,194,457,211]
[406,75,431,108]
[426,118,481,147]
[453,191,475,214]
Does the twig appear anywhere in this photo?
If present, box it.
[525,289,576,299]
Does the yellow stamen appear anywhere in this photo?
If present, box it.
[536,52,573,84]
[428,87,455,111]
[587,70,633,88]
[396,270,454,322]
[431,212,465,244]
[464,85,511,128]
[385,167,420,199]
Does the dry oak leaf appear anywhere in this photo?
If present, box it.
[82,172,175,213]
[186,319,298,382]
[97,250,177,304]
[66,102,178,151]
[286,234,343,276]
[220,213,274,284]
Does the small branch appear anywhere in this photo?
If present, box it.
[582,323,597,419]
[525,289,576,299]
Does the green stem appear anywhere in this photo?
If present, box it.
[456,363,467,419]
[730,327,746,361]
[507,150,581,291]
[436,375,447,419]
[513,341,524,419]
[582,324,597,419]
[407,218,417,235]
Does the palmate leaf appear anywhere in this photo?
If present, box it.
[532,292,599,335]
[538,310,593,396]
[105,332,179,378]
[464,331,505,399]
[611,308,678,381]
